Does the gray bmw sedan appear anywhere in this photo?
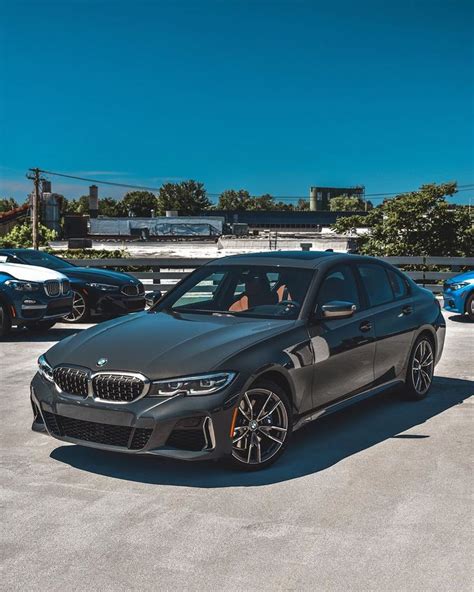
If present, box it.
[31,251,445,470]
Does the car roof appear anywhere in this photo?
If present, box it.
[209,250,400,270]
[211,250,346,268]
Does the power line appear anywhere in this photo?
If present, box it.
[35,169,166,192]
[34,168,474,201]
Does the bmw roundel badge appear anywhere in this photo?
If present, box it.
[96,358,108,367]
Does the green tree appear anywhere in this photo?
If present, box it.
[250,194,275,210]
[296,198,310,211]
[332,182,473,256]
[0,197,19,212]
[0,222,57,248]
[329,195,366,211]
[157,181,210,215]
[120,191,158,217]
[99,197,121,217]
[218,189,251,211]
[218,191,297,211]
[63,196,90,214]
[274,201,295,211]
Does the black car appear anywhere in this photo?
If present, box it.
[31,251,445,470]
[0,249,145,322]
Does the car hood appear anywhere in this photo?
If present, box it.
[445,271,474,285]
[64,267,138,285]
[0,262,67,282]
[45,311,295,379]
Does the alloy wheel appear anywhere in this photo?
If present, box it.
[64,291,87,322]
[411,339,434,395]
[232,388,288,466]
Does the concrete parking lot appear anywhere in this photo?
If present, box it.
[1,312,472,592]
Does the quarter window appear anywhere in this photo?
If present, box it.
[387,268,409,299]
[358,264,394,307]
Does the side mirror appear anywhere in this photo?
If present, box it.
[146,290,162,308]
[321,300,357,319]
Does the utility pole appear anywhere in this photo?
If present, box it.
[27,168,42,249]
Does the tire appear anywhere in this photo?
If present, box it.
[63,290,90,323]
[24,320,56,332]
[403,335,435,400]
[0,302,12,338]
[229,379,293,471]
[466,292,474,322]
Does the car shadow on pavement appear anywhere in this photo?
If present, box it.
[50,376,473,488]
[447,314,472,324]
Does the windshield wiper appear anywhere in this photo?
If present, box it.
[171,308,222,315]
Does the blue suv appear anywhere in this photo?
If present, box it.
[0,261,73,337]
[443,270,474,321]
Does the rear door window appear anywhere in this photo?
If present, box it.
[358,264,394,307]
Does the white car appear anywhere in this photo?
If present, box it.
[0,260,73,337]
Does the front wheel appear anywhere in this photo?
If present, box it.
[229,379,292,471]
[63,290,90,323]
[466,292,474,322]
[0,302,12,338]
[404,336,435,400]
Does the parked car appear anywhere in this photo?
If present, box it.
[0,261,72,337]
[31,251,445,470]
[442,270,474,321]
[0,249,145,322]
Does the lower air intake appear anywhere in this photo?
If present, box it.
[43,411,152,450]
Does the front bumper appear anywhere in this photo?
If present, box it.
[13,295,73,322]
[442,291,463,314]
[31,373,241,461]
[88,290,146,318]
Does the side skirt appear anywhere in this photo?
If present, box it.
[292,379,404,432]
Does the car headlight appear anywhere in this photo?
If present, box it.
[5,279,40,292]
[38,354,54,382]
[149,372,236,397]
[449,282,469,291]
[87,282,119,292]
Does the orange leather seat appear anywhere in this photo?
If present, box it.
[229,295,249,312]
[276,284,292,301]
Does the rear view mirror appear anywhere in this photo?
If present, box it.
[146,290,162,307]
[321,301,356,319]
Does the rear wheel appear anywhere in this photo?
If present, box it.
[63,290,90,323]
[404,336,435,400]
[466,293,474,321]
[0,302,12,338]
[24,320,56,332]
[229,379,292,470]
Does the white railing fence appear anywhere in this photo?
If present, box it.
[67,255,474,295]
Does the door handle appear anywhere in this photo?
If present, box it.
[402,305,413,315]
[359,320,372,332]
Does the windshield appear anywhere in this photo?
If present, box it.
[155,265,314,319]
[17,251,74,270]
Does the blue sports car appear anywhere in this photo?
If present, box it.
[442,270,474,321]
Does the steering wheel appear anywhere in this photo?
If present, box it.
[276,300,301,314]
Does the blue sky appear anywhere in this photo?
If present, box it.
[1,0,473,204]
